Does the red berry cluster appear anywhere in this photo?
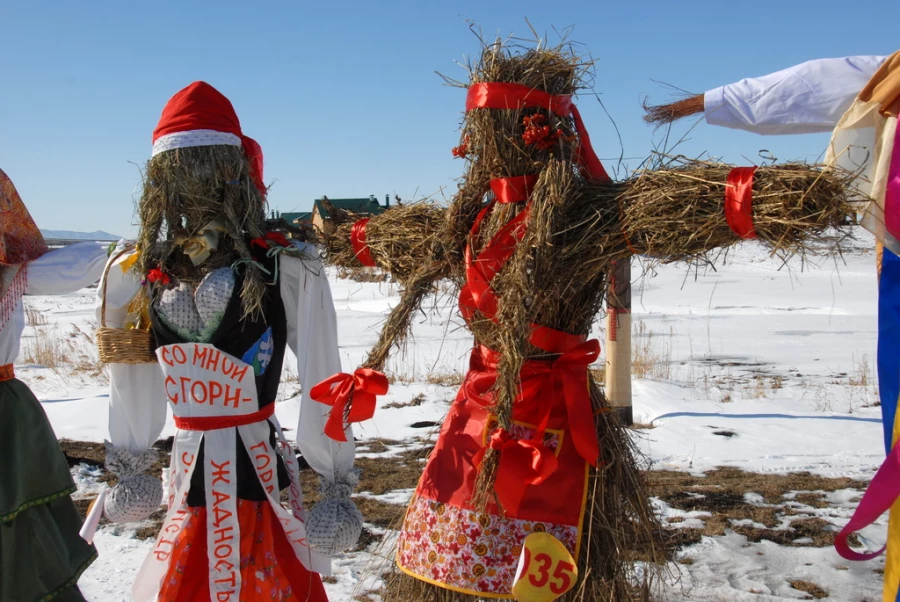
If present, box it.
[451,135,470,159]
[522,114,556,150]
[522,113,574,151]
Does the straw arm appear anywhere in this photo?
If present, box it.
[360,260,452,372]
[321,204,448,284]
[613,163,856,263]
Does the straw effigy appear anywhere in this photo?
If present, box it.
[320,38,858,602]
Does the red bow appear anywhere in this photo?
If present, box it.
[309,368,389,441]
[250,231,291,250]
[519,338,601,467]
[465,339,602,469]
[473,428,559,514]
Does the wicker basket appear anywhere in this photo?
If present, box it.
[96,246,157,364]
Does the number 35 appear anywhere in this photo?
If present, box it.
[522,548,576,595]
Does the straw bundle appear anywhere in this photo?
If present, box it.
[324,202,448,284]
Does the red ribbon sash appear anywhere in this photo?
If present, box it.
[490,175,539,204]
[466,341,601,468]
[350,218,377,267]
[457,173,602,487]
[724,166,758,239]
[174,403,275,431]
[309,368,388,441]
[460,202,532,322]
[465,82,610,183]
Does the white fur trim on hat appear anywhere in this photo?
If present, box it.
[151,129,241,157]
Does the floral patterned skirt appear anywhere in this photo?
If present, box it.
[158,499,328,602]
[395,347,589,598]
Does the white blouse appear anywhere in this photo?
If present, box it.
[2,241,109,365]
[97,242,355,489]
[703,55,888,135]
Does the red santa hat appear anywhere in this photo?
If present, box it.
[151,81,265,195]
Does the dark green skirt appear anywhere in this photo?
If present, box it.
[0,378,97,601]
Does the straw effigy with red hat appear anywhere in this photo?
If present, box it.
[87,81,363,602]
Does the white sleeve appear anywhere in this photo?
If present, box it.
[704,55,888,135]
[25,241,109,295]
[97,245,167,455]
[279,243,355,484]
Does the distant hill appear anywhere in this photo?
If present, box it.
[41,229,121,241]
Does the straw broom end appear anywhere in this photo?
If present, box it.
[643,94,705,125]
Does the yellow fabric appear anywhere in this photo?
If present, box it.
[119,246,140,273]
[861,50,900,118]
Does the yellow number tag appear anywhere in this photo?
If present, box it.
[511,532,578,602]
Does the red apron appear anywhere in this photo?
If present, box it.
[396,345,590,597]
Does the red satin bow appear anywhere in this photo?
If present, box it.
[520,339,601,467]
[309,368,389,441]
[350,218,376,267]
[473,428,559,514]
[465,82,610,183]
[465,339,601,469]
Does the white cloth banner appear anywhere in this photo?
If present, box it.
[131,343,328,602]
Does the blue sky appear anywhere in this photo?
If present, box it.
[1,0,895,237]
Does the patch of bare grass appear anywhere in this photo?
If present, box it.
[24,302,47,326]
[384,393,427,410]
[789,579,829,599]
[647,468,868,554]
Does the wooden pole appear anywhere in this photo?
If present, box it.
[605,258,633,425]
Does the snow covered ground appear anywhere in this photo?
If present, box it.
[23,227,889,601]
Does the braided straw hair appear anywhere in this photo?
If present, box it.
[137,144,269,319]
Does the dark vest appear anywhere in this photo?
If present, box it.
[150,248,290,506]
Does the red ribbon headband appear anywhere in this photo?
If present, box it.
[465,82,610,183]
[725,167,757,239]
